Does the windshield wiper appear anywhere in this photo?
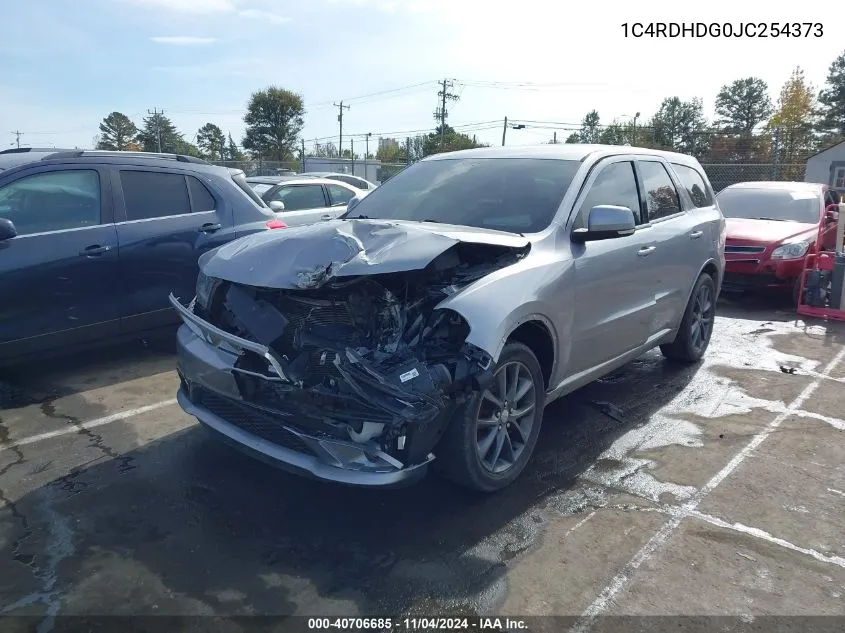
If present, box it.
[755,216,788,222]
[421,219,441,224]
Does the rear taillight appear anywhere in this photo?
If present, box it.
[266,219,287,229]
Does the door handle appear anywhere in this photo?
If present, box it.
[79,244,112,257]
[321,214,333,221]
[690,230,704,239]
[637,246,656,257]
[199,222,222,234]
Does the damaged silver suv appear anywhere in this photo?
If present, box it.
[171,145,725,492]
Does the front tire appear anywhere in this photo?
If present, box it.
[435,342,545,492]
[660,273,717,363]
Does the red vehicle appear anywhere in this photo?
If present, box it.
[716,181,841,301]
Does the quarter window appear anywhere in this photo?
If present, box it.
[0,169,101,236]
[188,176,216,211]
[639,161,681,221]
[121,171,191,220]
[575,161,642,229]
[671,163,713,208]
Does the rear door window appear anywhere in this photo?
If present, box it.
[671,163,713,208]
[0,169,101,235]
[327,183,355,206]
[638,161,682,221]
[270,185,328,211]
[121,171,191,220]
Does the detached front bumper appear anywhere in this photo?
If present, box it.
[169,294,432,487]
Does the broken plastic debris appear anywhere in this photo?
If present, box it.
[590,400,626,424]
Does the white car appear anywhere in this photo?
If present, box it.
[303,172,378,191]
[246,177,365,227]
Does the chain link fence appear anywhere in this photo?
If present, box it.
[205,155,809,192]
[701,163,807,193]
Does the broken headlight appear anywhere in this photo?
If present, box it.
[195,269,221,310]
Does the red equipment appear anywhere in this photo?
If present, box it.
[796,202,845,321]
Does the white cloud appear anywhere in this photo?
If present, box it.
[151,36,217,45]
[120,0,236,13]
[238,9,292,24]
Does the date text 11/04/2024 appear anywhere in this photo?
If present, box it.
[307,617,528,630]
[621,22,823,37]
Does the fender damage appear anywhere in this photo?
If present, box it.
[173,219,530,483]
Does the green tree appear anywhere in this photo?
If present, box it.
[817,50,845,137]
[579,110,601,143]
[172,138,202,157]
[564,132,580,143]
[97,112,138,150]
[769,67,817,176]
[196,123,226,160]
[651,97,708,156]
[599,121,626,145]
[421,125,485,156]
[714,78,772,134]
[225,133,246,162]
[137,112,182,153]
[242,86,305,161]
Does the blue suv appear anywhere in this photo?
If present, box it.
[0,148,284,368]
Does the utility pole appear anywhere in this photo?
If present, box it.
[553,131,557,144]
[301,139,306,173]
[11,130,22,149]
[365,132,372,183]
[351,138,355,175]
[502,118,525,146]
[334,101,350,160]
[148,108,164,152]
[434,79,459,151]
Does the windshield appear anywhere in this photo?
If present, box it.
[344,157,581,233]
[717,187,821,223]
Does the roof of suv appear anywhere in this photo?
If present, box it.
[0,148,228,177]
[424,143,703,167]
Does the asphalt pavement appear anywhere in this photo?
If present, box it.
[1,295,844,632]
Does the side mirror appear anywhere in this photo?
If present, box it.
[0,218,17,241]
[346,195,361,213]
[571,205,636,244]
[268,200,285,212]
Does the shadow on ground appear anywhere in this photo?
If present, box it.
[0,349,704,626]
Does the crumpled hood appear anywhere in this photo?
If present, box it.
[725,217,818,244]
[200,219,530,289]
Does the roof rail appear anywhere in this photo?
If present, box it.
[40,150,208,164]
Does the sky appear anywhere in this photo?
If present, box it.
[1,0,842,154]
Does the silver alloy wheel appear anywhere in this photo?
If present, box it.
[690,283,715,353]
[475,360,537,474]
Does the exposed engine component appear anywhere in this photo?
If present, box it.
[198,241,527,465]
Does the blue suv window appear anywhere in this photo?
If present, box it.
[0,169,101,236]
[188,176,216,211]
[121,171,191,220]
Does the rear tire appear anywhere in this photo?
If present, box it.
[660,273,716,363]
[435,342,545,492]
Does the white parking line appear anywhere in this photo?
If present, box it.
[689,510,845,570]
[0,399,178,452]
[569,345,845,632]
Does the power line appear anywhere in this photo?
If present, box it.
[10,131,23,148]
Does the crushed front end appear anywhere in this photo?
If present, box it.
[171,240,524,486]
